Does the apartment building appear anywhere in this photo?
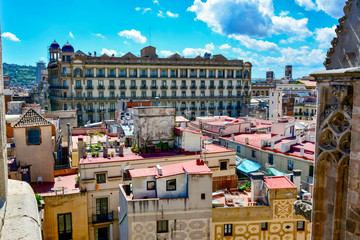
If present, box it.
[47,41,252,124]
[119,160,213,240]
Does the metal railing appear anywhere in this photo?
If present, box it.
[92,211,113,224]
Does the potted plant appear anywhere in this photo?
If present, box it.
[141,146,146,154]
[111,151,115,157]
[155,143,162,152]
[91,151,96,158]
[96,152,100,157]
[75,175,79,188]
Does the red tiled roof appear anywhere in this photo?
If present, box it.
[129,160,212,178]
[263,176,296,189]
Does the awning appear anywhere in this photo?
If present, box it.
[236,159,261,174]
[267,167,287,176]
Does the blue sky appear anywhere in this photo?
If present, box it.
[1,0,345,78]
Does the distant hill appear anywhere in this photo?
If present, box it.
[3,63,37,86]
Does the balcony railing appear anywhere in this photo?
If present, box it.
[97,109,106,113]
[150,86,158,89]
[180,107,187,111]
[227,75,234,78]
[86,86,93,90]
[140,85,148,89]
[171,85,178,89]
[190,74,197,78]
[199,85,206,89]
[108,108,116,112]
[161,85,168,89]
[49,85,68,90]
[86,109,95,113]
[97,86,105,90]
[108,86,116,90]
[208,106,215,110]
[218,106,224,110]
[190,85,197,89]
[190,106,197,110]
[236,85,242,89]
[199,106,206,110]
[92,211,113,224]
[140,74,147,78]
[119,86,127,90]
[180,85,188,89]
[209,85,215,89]
[150,75,158,78]
[61,73,72,77]
[227,86,233,89]
[75,86,82,90]
[97,74,105,78]
[218,85,224,89]
[130,86,137,90]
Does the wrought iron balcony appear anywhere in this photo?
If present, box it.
[85,74,94,77]
[97,109,105,113]
[119,86,127,90]
[209,85,215,89]
[208,106,215,110]
[150,85,158,89]
[190,106,197,110]
[108,86,116,90]
[75,86,83,90]
[190,85,197,90]
[199,85,206,89]
[218,85,225,89]
[227,85,233,89]
[97,74,105,78]
[97,85,105,90]
[180,107,187,111]
[140,85,148,89]
[86,109,95,113]
[108,108,116,112]
[236,85,242,89]
[108,74,116,78]
[180,85,188,89]
[86,86,93,90]
[92,211,113,224]
[130,86,137,90]
[161,85,168,89]
[171,85,178,89]
[49,85,68,90]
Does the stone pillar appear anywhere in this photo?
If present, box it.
[250,172,264,203]
[292,169,301,195]
[0,24,7,201]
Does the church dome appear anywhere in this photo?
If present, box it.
[62,42,74,53]
[50,40,60,50]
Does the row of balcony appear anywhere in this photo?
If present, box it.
[69,85,250,90]
[64,73,248,79]
[84,108,116,113]
[79,106,240,113]
[50,94,250,101]
[294,112,315,116]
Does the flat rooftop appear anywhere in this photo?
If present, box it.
[31,174,79,197]
[80,143,234,165]
[263,176,297,189]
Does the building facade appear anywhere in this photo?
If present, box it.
[47,42,252,124]
[35,61,46,85]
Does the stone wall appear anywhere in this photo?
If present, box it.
[311,69,360,239]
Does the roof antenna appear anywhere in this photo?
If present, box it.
[149,25,151,46]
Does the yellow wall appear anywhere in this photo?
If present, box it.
[14,125,55,182]
[42,192,88,240]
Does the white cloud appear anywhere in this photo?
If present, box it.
[279,10,289,16]
[314,25,336,48]
[160,50,174,57]
[229,34,279,51]
[205,43,215,50]
[69,31,75,39]
[118,29,147,44]
[135,7,141,11]
[135,7,151,14]
[143,8,151,13]
[153,0,159,4]
[157,10,165,18]
[232,47,252,56]
[40,57,45,60]
[101,48,118,56]
[92,33,105,38]
[188,0,274,37]
[295,0,345,18]
[262,46,326,67]
[182,44,214,57]
[295,0,316,11]
[219,43,231,50]
[271,16,312,39]
[1,32,20,42]
[166,11,179,18]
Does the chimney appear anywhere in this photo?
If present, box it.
[155,97,159,106]
[300,148,304,157]
[78,137,84,161]
[250,172,264,203]
[270,141,274,149]
[231,134,235,141]
[156,165,162,176]
[292,169,302,194]
[245,137,249,144]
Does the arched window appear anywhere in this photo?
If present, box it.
[244,70,250,78]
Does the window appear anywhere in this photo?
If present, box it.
[224,224,232,236]
[172,91,176,97]
[142,91,146,97]
[99,80,103,87]
[96,173,106,183]
[110,91,115,98]
[99,92,104,98]
[27,129,40,145]
[166,179,176,191]
[131,92,136,98]
[96,198,108,216]
[297,221,305,231]
[87,92,93,98]
[268,154,274,165]
[288,160,294,171]
[147,181,155,190]
[201,193,206,199]
[252,150,256,158]
[237,146,241,153]
[152,91,156,97]
[220,161,227,170]
[157,220,168,233]
[121,92,125,97]
[261,222,268,230]
[58,213,72,240]
[309,165,314,177]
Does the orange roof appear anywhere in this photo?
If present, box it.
[129,160,212,178]
[263,176,296,189]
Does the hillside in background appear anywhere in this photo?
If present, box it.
[3,63,36,86]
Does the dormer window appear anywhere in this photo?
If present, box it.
[166,179,176,191]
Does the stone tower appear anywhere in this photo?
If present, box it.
[311,0,360,239]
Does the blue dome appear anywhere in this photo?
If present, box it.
[50,40,60,50]
[62,43,74,53]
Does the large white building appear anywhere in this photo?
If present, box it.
[47,41,252,125]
